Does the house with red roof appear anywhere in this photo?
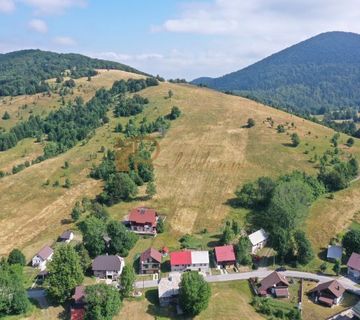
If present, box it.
[258,271,289,298]
[128,207,158,235]
[140,248,162,274]
[347,252,360,279]
[214,245,236,268]
[170,250,209,272]
[309,280,345,307]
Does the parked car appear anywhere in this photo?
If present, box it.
[276,266,287,272]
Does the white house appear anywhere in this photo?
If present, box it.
[59,230,74,243]
[32,246,54,271]
[92,255,125,280]
[347,252,360,279]
[170,251,210,273]
[248,229,268,254]
[158,272,182,307]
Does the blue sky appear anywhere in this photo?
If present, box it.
[1,0,360,79]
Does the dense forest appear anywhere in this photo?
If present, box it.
[0,49,146,96]
[192,32,360,115]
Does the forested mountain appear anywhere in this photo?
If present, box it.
[192,31,360,114]
[0,49,146,96]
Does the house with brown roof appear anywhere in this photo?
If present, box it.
[128,207,158,235]
[140,248,162,274]
[59,230,74,243]
[92,255,125,280]
[347,252,360,279]
[258,271,289,298]
[71,286,86,320]
[214,245,236,268]
[32,245,54,271]
[309,280,345,307]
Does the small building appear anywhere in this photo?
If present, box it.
[214,245,236,268]
[32,246,54,271]
[140,248,162,274]
[347,252,360,279]
[170,251,209,273]
[327,245,343,261]
[59,230,74,243]
[158,272,182,307]
[72,286,86,306]
[309,280,345,307]
[162,246,169,256]
[258,271,289,298]
[128,207,158,235]
[352,301,360,318]
[71,286,86,320]
[248,229,268,254]
[92,255,125,280]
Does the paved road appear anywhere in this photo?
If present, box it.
[134,268,360,295]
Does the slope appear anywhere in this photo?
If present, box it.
[192,31,360,114]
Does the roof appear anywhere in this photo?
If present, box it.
[347,252,360,271]
[158,272,182,299]
[259,272,289,292]
[162,246,169,253]
[92,255,124,271]
[352,301,360,316]
[327,245,343,260]
[170,251,191,266]
[71,307,85,320]
[128,207,157,226]
[214,245,236,263]
[72,286,86,304]
[60,230,73,240]
[309,280,345,298]
[191,251,209,265]
[248,229,268,246]
[140,248,162,263]
[36,246,53,260]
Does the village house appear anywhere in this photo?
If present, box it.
[248,229,268,254]
[32,245,54,271]
[59,230,74,243]
[214,245,236,268]
[140,248,162,274]
[327,245,343,261]
[347,252,360,279]
[92,255,125,280]
[128,207,158,235]
[158,272,182,307]
[170,250,209,273]
[309,280,345,307]
[258,271,290,298]
[71,285,86,320]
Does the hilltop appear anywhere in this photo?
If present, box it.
[0,49,146,96]
[192,31,360,114]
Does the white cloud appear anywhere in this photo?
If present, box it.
[28,18,47,33]
[53,36,77,46]
[0,0,15,13]
[22,0,86,15]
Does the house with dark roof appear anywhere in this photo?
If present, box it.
[92,255,125,280]
[140,248,162,274]
[214,245,236,268]
[258,271,290,298]
[170,250,209,272]
[347,252,360,279]
[32,245,54,271]
[327,245,343,261]
[128,207,158,235]
[70,286,86,320]
[59,230,74,243]
[309,280,345,307]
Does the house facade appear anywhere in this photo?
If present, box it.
[92,255,125,280]
[309,280,345,307]
[32,246,54,271]
[128,207,158,235]
[347,252,360,279]
[214,245,236,268]
[158,272,182,307]
[248,229,268,254]
[140,248,162,274]
[170,251,209,273]
[258,271,289,298]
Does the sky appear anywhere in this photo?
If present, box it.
[1,0,360,79]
